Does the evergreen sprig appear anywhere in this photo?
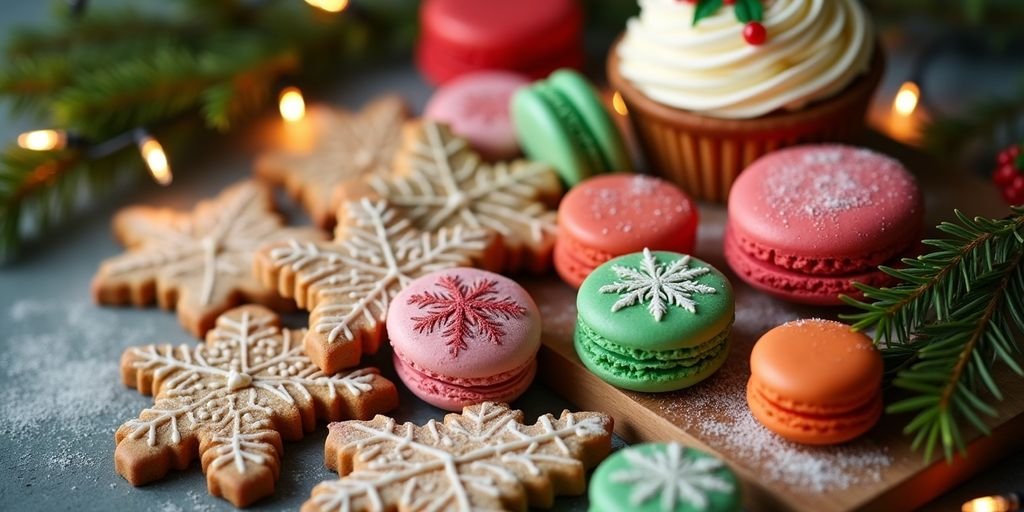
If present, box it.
[0,0,418,260]
[841,207,1024,462]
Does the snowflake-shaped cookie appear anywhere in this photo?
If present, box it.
[254,198,488,373]
[304,402,613,512]
[599,248,717,321]
[114,305,398,507]
[256,96,408,228]
[342,121,562,273]
[407,274,527,356]
[609,443,734,510]
[92,181,323,336]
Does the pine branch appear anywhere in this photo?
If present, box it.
[841,207,1024,461]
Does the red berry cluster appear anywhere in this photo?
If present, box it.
[681,0,767,46]
[993,143,1024,204]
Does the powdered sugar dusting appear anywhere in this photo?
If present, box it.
[761,146,911,230]
[581,175,692,236]
[657,289,894,492]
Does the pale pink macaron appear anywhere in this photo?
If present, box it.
[387,267,541,411]
[423,70,530,160]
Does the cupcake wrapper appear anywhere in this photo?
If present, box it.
[609,42,885,202]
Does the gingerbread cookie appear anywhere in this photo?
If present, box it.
[340,121,562,273]
[115,305,399,507]
[92,181,323,336]
[303,402,613,512]
[256,96,408,228]
[254,198,489,374]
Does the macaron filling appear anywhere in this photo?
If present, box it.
[393,352,536,402]
[747,378,883,435]
[576,322,729,379]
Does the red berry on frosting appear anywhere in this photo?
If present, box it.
[724,0,736,4]
[743,21,767,45]
[994,163,1019,186]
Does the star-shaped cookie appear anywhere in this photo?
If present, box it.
[92,181,323,336]
[339,121,562,273]
[254,198,489,374]
[255,96,408,228]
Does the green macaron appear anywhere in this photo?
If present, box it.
[589,443,741,512]
[512,69,632,186]
[575,249,734,392]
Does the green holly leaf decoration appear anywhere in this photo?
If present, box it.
[733,0,764,22]
[692,0,724,26]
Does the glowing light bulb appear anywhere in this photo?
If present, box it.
[279,87,306,123]
[17,130,67,151]
[137,134,172,186]
[962,494,1021,512]
[894,81,920,118]
[306,0,349,13]
[612,91,628,116]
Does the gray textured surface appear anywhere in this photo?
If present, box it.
[2,2,1024,511]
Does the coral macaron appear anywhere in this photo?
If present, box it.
[423,71,530,161]
[387,267,541,411]
[555,174,698,288]
[747,319,884,445]
[724,145,923,305]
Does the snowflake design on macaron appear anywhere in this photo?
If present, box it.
[609,443,733,510]
[599,248,717,321]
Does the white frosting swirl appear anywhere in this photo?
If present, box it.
[617,0,875,119]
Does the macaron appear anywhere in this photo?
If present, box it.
[724,145,923,305]
[590,443,741,512]
[423,71,530,161]
[747,319,883,445]
[512,69,632,186]
[387,267,541,411]
[416,0,584,85]
[555,173,698,288]
[574,249,734,393]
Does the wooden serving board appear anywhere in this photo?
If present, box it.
[525,138,1024,512]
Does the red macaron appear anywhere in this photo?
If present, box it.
[416,0,584,85]
[724,145,923,305]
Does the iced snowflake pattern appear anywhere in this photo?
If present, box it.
[304,402,613,512]
[407,274,527,356]
[92,181,322,335]
[256,96,407,227]
[609,443,733,510]
[599,248,717,321]
[256,198,488,373]
[367,121,562,272]
[114,305,397,507]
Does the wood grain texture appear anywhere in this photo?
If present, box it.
[526,139,1024,512]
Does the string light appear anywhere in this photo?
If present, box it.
[894,81,920,118]
[135,131,172,186]
[278,86,306,123]
[305,0,349,13]
[962,494,1021,512]
[611,91,629,116]
[17,130,68,151]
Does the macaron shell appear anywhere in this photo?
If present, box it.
[747,377,883,445]
[513,82,603,185]
[749,319,883,408]
[575,321,729,392]
[577,251,734,351]
[590,443,741,512]
[547,69,632,173]
[394,353,535,411]
[553,232,611,288]
[728,145,923,261]
[558,174,698,256]
[387,268,541,379]
[423,71,530,160]
[723,229,901,305]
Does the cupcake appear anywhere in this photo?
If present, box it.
[608,0,883,201]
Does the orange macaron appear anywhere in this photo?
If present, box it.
[747,319,883,445]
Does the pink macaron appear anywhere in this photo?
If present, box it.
[387,267,541,411]
[724,145,923,305]
[423,70,530,160]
